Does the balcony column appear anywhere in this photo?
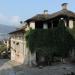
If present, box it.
[43,23,48,29]
[51,21,53,29]
[30,21,35,29]
[69,20,73,29]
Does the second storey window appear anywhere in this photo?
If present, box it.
[35,21,43,29]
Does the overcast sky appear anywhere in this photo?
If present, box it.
[0,0,75,26]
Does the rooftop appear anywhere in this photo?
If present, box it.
[25,3,75,23]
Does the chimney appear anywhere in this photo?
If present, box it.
[61,3,68,10]
[44,10,48,15]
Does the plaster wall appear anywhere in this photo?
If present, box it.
[30,22,35,29]
[43,23,48,29]
[69,20,73,29]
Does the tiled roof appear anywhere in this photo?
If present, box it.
[25,9,75,23]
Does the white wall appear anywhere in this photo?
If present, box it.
[30,21,35,29]
[69,20,73,29]
[11,49,15,61]
[25,25,30,31]
[43,23,48,29]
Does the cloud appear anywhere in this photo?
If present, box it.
[0,13,21,26]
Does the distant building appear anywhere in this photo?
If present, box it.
[2,38,10,47]
[9,3,75,65]
[0,41,3,45]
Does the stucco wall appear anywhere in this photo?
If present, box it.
[43,23,48,29]
[25,25,30,31]
[69,20,73,29]
[30,21,35,29]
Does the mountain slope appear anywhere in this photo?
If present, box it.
[0,24,16,40]
[0,24,16,33]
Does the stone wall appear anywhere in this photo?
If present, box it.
[10,32,36,65]
[10,33,25,64]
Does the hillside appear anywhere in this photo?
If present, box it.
[0,24,16,33]
[0,24,16,40]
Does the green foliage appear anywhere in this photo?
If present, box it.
[0,45,7,54]
[25,20,75,59]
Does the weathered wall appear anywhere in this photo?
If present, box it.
[10,32,36,65]
[10,33,25,63]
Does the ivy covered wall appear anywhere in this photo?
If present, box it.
[25,20,75,61]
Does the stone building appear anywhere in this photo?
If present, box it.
[9,25,36,65]
[2,38,10,52]
[9,27,28,64]
[10,3,75,65]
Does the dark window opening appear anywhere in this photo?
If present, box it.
[48,22,52,28]
[53,20,59,27]
[13,41,15,44]
[35,22,43,29]
[66,20,69,27]
[16,42,19,45]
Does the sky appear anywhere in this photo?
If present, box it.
[0,0,75,26]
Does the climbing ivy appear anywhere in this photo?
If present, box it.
[25,20,75,59]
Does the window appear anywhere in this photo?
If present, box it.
[35,22,43,29]
[16,42,19,45]
[13,41,15,44]
[48,22,52,28]
[53,20,59,28]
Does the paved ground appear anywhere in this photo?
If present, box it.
[0,59,15,75]
[12,64,75,75]
[0,59,75,75]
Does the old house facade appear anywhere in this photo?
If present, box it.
[10,26,36,65]
[10,3,75,65]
